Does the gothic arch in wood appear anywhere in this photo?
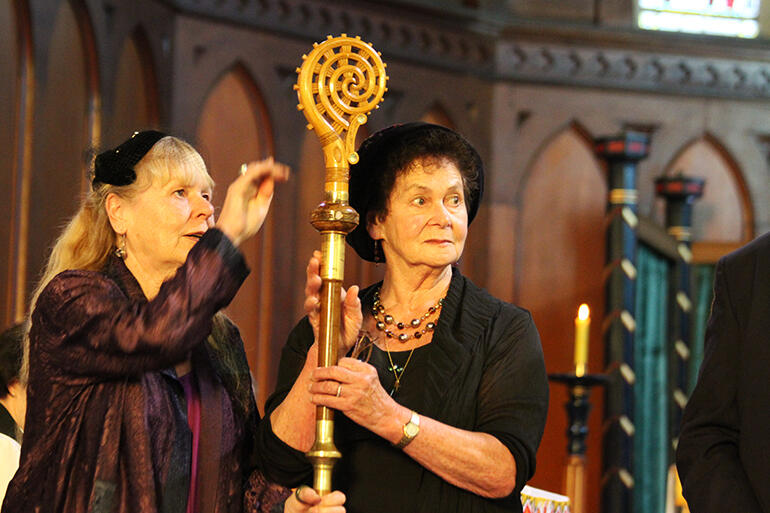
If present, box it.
[26,0,100,307]
[662,133,755,261]
[420,102,455,128]
[107,25,160,145]
[515,121,606,513]
[195,63,276,409]
[1,0,34,323]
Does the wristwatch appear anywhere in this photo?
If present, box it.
[394,410,420,449]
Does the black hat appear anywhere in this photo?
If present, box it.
[346,122,484,262]
[93,130,167,187]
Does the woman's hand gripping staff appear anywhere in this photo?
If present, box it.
[269,250,362,452]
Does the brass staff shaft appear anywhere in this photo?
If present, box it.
[305,226,353,495]
[306,232,345,495]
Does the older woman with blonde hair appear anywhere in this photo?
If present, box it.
[2,131,344,513]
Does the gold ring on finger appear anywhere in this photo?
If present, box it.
[294,485,312,506]
[336,383,343,398]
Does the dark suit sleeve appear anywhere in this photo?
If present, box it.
[676,258,762,513]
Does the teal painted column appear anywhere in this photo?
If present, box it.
[594,132,650,513]
[654,175,705,456]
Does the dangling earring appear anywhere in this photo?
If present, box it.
[373,239,383,265]
[115,234,127,259]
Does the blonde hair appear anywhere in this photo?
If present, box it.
[22,136,214,383]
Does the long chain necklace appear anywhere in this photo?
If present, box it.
[384,338,415,396]
[371,288,443,343]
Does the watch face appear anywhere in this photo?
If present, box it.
[405,422,419,437]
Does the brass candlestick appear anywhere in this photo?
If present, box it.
[549,372,608,513]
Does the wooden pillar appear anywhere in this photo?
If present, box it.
[594,132,650,513]
[654,175,705,455]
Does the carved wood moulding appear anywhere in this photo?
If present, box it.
[167,0,496,71]
[167,0,770,100]
[496,41,770,99]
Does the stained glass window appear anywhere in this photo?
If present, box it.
[638,0,760,38]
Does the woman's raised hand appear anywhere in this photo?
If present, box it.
[216,157,289,247]
[285,487,345,513]
[303,251,362,353]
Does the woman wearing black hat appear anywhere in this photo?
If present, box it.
[2,132,346,513]
[260,123,549,513]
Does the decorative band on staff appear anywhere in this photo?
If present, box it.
[609,189,639,205]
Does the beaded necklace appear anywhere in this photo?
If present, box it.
[371,288,443,343]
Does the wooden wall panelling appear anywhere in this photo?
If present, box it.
[98,0,177,133]
[27,0,98,308]
[107,27,159,147]
[421,103,454,128]
[1,1,19,326]
[11,0,34,325]
[294,130,325,321]
[195,65,275,410]
[1,0,33,325]
[515,126,606,513]
[418,102,489,284]
[76,0,100,167]
[296,126,378,324]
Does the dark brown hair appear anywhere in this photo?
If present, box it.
[347,122,484,262]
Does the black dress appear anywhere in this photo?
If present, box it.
[257,267,549,513]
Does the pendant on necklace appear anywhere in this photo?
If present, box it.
[390,381,400,396]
